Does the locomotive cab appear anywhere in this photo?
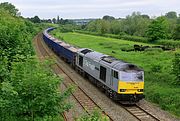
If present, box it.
[116,64,145,102]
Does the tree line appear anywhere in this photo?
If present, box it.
[24,9,180,42]
[27,15,73,25]
[83,12,180,41]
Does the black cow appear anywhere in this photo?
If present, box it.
[134,44,142,51]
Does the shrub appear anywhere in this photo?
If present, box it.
[0,58,73,120]
[172,53,180,85]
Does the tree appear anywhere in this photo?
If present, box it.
[109,20,123,34]
[102,15,115,21]
[141,14,150,19]
[0,2,20,16]
[41,19,52,23]
[86,20,97,32]
[28,16,41,23]
[96,20,110,34]
[52,18,56,24]
[165,11,177,19]
[57,15,60,24]
[32,16,41,23]
[173,17,180,40]
[123,12,150,36]
[173,24,180,40]
[146,17,168,41]
[47,19,52,23]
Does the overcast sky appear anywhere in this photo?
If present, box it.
[0,0,180,19]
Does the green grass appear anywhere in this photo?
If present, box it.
[51,30,180,118]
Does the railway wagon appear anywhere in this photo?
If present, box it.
[43,29,77,64]
[42,28,145,103]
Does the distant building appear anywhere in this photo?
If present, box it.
[70,19,97,25]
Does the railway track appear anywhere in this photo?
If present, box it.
[35,33,113,121]
[123,104,160,121]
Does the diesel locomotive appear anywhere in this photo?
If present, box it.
[43,28,145,103]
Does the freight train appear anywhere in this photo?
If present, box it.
[43,28,145,103]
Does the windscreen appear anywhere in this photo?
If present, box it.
[120,71,144,82]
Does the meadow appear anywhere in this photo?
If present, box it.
[51,30,180,117]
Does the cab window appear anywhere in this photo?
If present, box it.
[100,66,106,82]
[113,71,118,79]
[79,55,83,67]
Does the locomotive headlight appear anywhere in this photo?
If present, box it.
[137,89,143,92]
[120,89,126,92]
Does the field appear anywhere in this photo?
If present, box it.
[51,30,180,117]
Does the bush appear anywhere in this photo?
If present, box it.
[0,58,73,120]
[172,53,180,85]
[0,3,73,120]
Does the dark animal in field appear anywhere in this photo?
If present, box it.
[141,46,150,51]
[152,46,162,48]
[134,44,141,51]
[134,45,148,51]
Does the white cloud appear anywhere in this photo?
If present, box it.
[0,0,180,18]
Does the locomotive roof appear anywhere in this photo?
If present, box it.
[78,48,143,71]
